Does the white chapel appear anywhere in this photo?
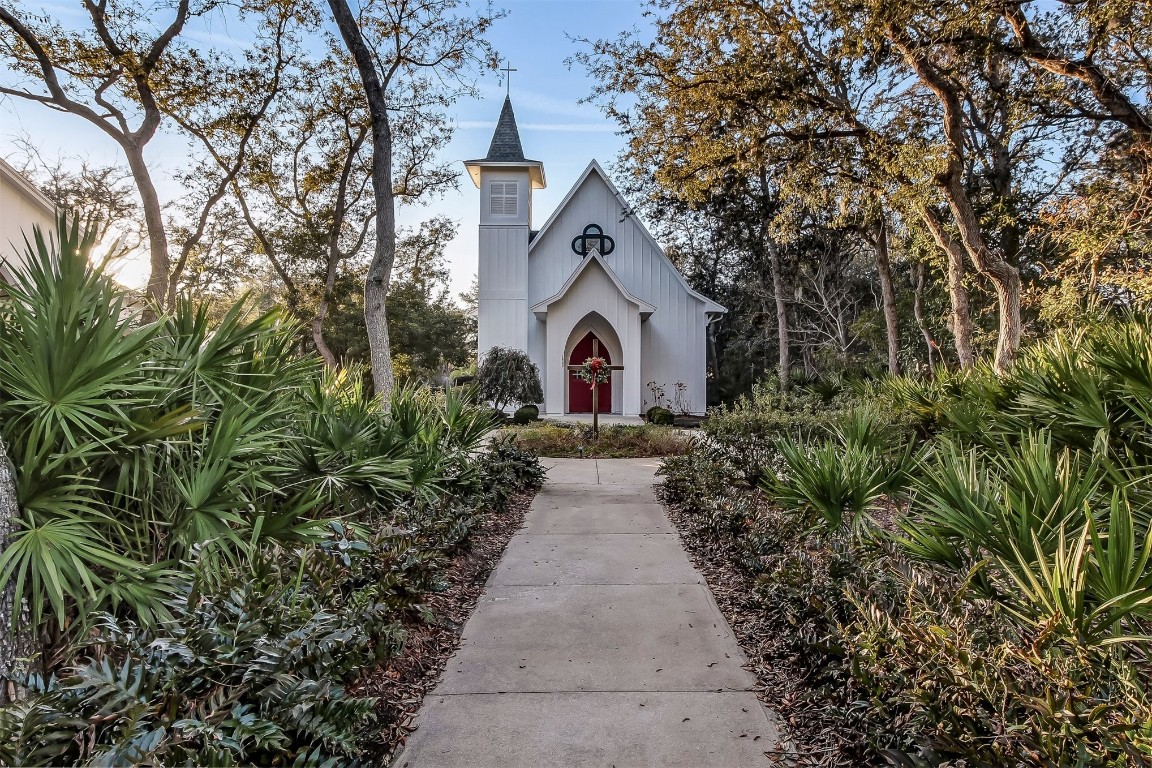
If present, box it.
[466,97,726,417]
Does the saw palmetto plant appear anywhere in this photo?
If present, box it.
[0,216,541,766]
[0,216,502,670]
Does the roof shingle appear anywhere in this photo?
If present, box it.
[483,97,527,162]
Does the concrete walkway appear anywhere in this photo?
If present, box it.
[393,458,780,768]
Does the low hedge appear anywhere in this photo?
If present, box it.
[512,404,539,424]
[505,422,689,458]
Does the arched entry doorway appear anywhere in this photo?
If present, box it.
[567,330,612,413]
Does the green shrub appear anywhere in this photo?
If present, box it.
[762,408,917,533]
[658,319,1152,765]
[765,439,891,532]
[848,563,1152,765]
[0,217,545,762]
[508,423,689,458]
[474,436,547,509]
[702,379,856,485]
[875,318,1152,461]
[0,218,328,638]
[0,539,395,767]
[512,404,539,424]
[648,406,674,425]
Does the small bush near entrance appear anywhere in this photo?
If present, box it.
[505,422,690,458]
[646,405,674,425]
[512,404,539,424]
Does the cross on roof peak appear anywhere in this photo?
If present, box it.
[499,59,517,97]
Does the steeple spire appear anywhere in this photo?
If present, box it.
[483,97,527,162]
[464,97,546,190]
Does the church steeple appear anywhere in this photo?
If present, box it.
[464,97,546,190]
[468,95,544,374]
[484,97,527,162]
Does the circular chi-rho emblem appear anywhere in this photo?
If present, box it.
[571,224,615,257]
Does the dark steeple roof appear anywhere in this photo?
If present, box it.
[464,97,545,189]
[483,97,527,162]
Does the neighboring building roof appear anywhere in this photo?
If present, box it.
[0,157,55,219]
[529,160,727,315]
[464,97,546,189]
[531,251,656,320]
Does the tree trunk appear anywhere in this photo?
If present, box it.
[0,438,33,704]
[706,319,719,385]
[921,207,976,368]
[912,261,938,375]
[943,178,1022,373]
[327,0,396,398]
[896,40,1023,373]
[312,243,340,368]
[765,237,790,392]
[122,141,170,312]
[311,313,337,368]
[873,217,900,375]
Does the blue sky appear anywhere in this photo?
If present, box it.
[0,0,649,297]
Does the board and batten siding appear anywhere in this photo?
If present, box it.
[528,167,711,415]
[477,224,530,358]
[541,258,643,415]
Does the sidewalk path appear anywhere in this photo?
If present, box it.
[393,458,780,768]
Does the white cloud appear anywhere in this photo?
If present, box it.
[455,120,614,133]
[477,82,598,120]
[522,122,616,133]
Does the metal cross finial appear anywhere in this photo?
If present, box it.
[500,60,517,97]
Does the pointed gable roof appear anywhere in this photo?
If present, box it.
[529,160,726,314]
[484,97,527,161]
[464,97,546,189]
[531,252,656,320]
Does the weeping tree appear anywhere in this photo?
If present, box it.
[477,347,543,413]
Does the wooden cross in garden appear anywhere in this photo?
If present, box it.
[565,338,623,438]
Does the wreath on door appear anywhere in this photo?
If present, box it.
[575,356,611,385]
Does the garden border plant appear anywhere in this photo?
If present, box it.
[0,217,548,766]
[657,321,1152,766]
[504,421,690,459]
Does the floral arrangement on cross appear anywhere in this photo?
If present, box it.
[572,356,613,438]
[575,356,611,385]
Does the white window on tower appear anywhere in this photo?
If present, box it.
[490,181,518,216]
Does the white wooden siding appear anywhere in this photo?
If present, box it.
[477,223,529,360]
[542,259,643,415]
[527,169,708,414]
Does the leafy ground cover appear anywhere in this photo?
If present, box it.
[0,220,546,766]
[504,422,691,458]
[659,319,1152,767]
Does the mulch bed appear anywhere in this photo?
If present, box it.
[657,487,854,768]
[358,489,536,764]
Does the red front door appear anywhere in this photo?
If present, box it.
[568,332,612,413]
